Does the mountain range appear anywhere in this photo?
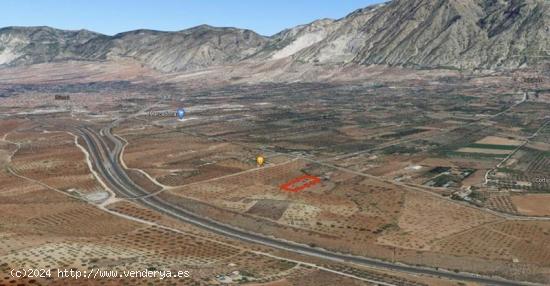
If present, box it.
[0,0,548,72]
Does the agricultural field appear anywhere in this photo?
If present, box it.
[2,127,415,286]
[162,159,405,246]
[117,124,260,187]
[483,192,519,215]
[58,75,542,284]
[488,147,550,192]
[510,194,550,216]
[377,191,500,250]
[1,61,549,285]
[433,221,550,266]
[6,125,107,200]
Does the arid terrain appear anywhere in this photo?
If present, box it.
[0,57,548,285]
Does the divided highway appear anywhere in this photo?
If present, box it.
[77,125,535,286]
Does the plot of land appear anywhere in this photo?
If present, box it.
[511,194,550,216]
[118,126,258,187]
[456,147,512,155]
[7,127,105,196]
[378,191,500,250]
[475,136,523,146]
[280,175,321,192]
[433,221,550,266]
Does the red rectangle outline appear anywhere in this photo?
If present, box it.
[280,175,321,193]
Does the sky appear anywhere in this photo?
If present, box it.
[2,0,383,36]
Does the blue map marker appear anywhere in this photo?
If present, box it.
[176,108,185,120]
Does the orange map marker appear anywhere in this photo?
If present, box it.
[256,155,265,167]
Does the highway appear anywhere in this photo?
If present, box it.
[77,125,537,286]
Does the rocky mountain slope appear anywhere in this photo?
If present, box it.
[78,25,268,72]
[0,0,548,72]
[294,0,549,69]
[0,25,268,72]
[0,26,100,66]
[254,18,339,60]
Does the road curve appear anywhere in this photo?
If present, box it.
[78,125,537,286]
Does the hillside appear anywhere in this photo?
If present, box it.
[293,0,549,69]
[0,0,548,72]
